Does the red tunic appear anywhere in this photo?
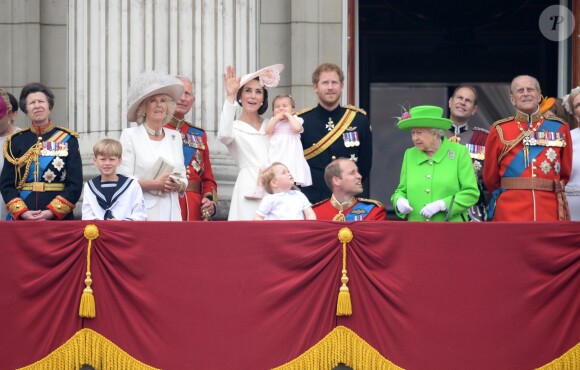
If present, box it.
[313,198,386,221]
[483,111,572,221]
[165,119,217,221]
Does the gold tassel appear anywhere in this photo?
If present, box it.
[336,227,353,316]
[79,224,99,319]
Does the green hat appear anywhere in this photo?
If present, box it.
[396,105,452,130]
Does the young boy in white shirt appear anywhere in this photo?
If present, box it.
[254,162,316,220]
[82,138,147,220]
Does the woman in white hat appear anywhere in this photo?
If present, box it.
[391,105,479,222]
[118,71,188,221]
[219,64,283,220]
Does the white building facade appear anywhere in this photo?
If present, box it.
[0,0,349,218]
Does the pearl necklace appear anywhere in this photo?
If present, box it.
[144,124,163,137]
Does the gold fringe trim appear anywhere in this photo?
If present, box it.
[79,225,99,319]
[17,328,159,370]
[536,342,580,369]
[336,227,353,316]
[272,326,403,370]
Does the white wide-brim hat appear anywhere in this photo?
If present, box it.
[239,64,284,92]
[127,71,185,122]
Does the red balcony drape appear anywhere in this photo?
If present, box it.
[0,221,578,369]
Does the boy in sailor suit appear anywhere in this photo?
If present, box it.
[82,138,147,220]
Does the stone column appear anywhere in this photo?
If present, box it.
[67,0,259,201]
[0,0,67,127]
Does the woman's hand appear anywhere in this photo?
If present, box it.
[420,200,446,218]
[224,65,241,103]
[20,210,55,220]
[396,198,413,214]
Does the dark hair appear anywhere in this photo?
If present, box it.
[8,93,18,112]
[236,77,269,115]
[451,85,478,106]
[19,83,55,114]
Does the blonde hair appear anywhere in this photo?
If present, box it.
[93,138,123,158]
[135,93,177,124]
[260,162,285,194]
[272,94,296,109]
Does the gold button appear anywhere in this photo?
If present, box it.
[332,156,337,160]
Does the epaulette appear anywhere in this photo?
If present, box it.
[473,127,489,134]
[56,126,80,138]
[311,198,329,207]
[343,105,367,115]
[356,197,383,207]
[544,116,566,125]
[6,127,30,141]
[296,107,314,116]
[491,117,514,128]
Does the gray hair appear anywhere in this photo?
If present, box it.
[430,128,445,137]
[510,75,541,94]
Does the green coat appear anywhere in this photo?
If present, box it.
[391,137,479,222]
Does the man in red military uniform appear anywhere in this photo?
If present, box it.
[312,158,385,221]
[483,75,572,221]
[165,76,217,221]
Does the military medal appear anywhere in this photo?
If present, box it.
[342,133,350,147]
[326,117,335,131]
[353,131,360,146]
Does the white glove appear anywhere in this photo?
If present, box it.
[420,200,446,218]
[396,198,413,214]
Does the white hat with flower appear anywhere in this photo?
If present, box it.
[127,70,184,122]
[238,64,284,92]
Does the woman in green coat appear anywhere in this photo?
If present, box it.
[391,105,479,221]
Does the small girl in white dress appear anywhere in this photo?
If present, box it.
[254,162,316,220]
[245,95,312,199]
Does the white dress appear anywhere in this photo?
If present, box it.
[268,116,312,186]
[118,125,187,221]
[255,190,312,220]
[565,128,580,220]
[218,100,270,220]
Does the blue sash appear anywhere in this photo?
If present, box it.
[182,126,204,167]
[345,202,375,221]
[19,132,72,200]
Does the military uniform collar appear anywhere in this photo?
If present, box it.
[515,108,542,123]
[168,116,186,130]
[449,122,469,135]
[30,121,54,135]
[317,103,341,115]
[330,194,356,211]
